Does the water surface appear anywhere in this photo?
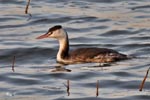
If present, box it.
[0,0,150,100]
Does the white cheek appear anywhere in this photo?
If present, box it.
[49,32,59,38]
[49,34,55,38]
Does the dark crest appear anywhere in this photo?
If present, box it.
[48,25,62,32]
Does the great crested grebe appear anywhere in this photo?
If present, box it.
[36,25,128,64]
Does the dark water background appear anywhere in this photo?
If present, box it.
[0,0,150,100]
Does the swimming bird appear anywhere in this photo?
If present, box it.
[36,25,128,64]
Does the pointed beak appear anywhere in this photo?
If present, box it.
[36,33,49,39]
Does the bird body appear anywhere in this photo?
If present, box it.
[37,25,128,64]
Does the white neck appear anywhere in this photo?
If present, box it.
[56,30,69,63]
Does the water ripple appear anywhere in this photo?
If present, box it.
[0,0,150,99]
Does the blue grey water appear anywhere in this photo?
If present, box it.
[0,0,150,100]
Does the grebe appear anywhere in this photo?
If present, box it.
[36,25,128,64]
